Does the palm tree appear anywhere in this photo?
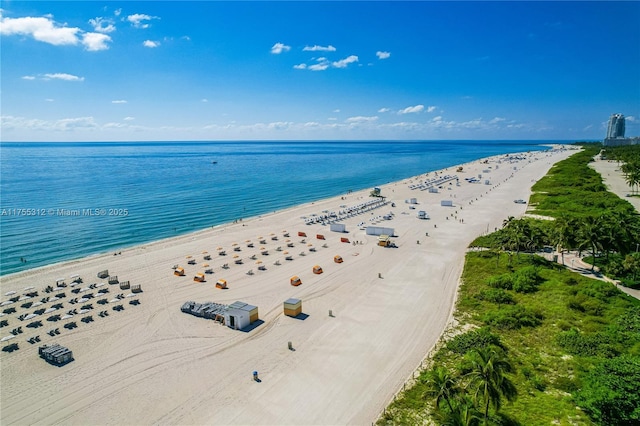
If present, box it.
[435,395,481,426]
[464,347,517,425]
[552,214,573,265]
[623,253,640,283]
[577,215,604,271]
[422,366,460,413]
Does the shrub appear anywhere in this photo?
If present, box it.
[482,305,543,329]
[556,329,620,357]
[487,273,513,290]
[476,289,515,305]
[512,266,540,293]
[446,327,504,355]
[575,355,640,425]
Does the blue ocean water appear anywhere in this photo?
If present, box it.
[0,140,557,275]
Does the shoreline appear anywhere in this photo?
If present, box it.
[1,142,556,278]
[0,145,577,425]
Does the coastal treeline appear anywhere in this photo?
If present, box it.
[476,143,640,287]
[378,143,640,425]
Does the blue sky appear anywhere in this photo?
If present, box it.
[1,1,639,142]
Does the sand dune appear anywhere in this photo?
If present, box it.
[0,146,576,425]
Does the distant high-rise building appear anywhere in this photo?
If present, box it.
[604,113,638,146]
[606,113,625,139]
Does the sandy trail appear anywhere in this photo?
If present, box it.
[0,146,575,425]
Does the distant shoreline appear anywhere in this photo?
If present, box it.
[1,140,560,276]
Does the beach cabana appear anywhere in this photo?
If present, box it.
[378,235,391,247]
[224,301,258,330]
[340,237,350,243]
[334,255,343,263]
[290,276,302,286]
[283,298,302,317]
[174,267,185,276]
[194,273,206,282]
[298,231,307,237]
[312,265,323,274]
[215,279,227,289]
[316,234,325,240]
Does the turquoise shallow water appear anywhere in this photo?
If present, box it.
[0,140,556,275]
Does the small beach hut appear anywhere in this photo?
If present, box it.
[216,279,227,289]
[334,255,343,263]
[224,301,258,330]
[194,273,206,282]
[298,231,307,237]
[174,267,185,276]
[283,298,302,317]
[312,265,323,274]
[316,234,325,240]
[340,237,350,243]
[290,276,302,286]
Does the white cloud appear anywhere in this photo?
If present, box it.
[267,121,293,130]
[44,73,84,81]
[346,116,378,123]
[626,116,637,122]
[378,108,391,113]
[127,13,159,29]
[82,32,110,51]
[295,55,359,72]
[0,115,98,132]
[22,75,36,80]
[489,117,506,124]
[376,51,391,59]
[112,100,127,104]
[124,116,135,121]
[1,13,111,50]
[303,45,336,52]
[332,55,358,68]
[333,109,340,113]
[52,117,98,131]
[0,14,80,45]
[270,42,291,54]
[309,62,329,71]
[398,105,424,114]
[45,98,54,102]
[201,98,208,103]
[89,17,115,33]
[143,40,160,48]
[427,106,437,113]
[114,9,122,17]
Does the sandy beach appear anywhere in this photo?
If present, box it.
[0,146,576,426]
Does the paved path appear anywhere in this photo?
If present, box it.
[555,251,640,300]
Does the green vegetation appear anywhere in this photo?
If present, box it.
[472,143,640,287]
[378,254,640,426]
[378,144,640,425]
